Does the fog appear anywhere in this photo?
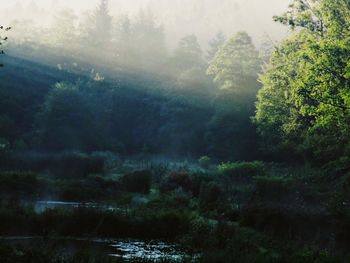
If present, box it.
[1,0,290,48]
[0,0,295,81]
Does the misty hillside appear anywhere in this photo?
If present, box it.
[0,55,216,157]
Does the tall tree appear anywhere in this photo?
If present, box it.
[51,9,77,49]
[207,32,226,62]
[255,0,350,166]
[91,0,113,48]
[273,0,324,33]
[207,31,260,93]
[131,9,166,70]
[172,34,204,73]
[259,33,276,65]
[114,14,132,64]
[205,32,261,160]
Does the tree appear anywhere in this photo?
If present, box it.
[90,0,113,48]
[254,33,312,155]
[274,0,350,38]
[207,31,260,93]
[205,32,261,160]
[207,31,226,61]
[171,34,204,73]
[273,0,322,32]
[114,14,132,64]
[255,0,350,167]
[0,25,11,67]
[36,81,112,151]
[51,9,77,49]
[259,33,276,65]
[130,9,166,70]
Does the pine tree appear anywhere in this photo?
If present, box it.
[92,0,113,47]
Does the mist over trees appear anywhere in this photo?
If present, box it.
[0,0,268,161]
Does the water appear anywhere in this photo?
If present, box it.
[109,240,186,261]
[8,201,192,261]
[0,237,188,261]
[33,200,118,213]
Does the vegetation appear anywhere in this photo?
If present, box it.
[0,24,11,67]
[3,0,350,262]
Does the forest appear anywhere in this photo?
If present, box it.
[1,0,350,262]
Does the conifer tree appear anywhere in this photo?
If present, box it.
[92,0,113,47]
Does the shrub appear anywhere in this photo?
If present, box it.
[199,182,223,210]
[198,156,211,169]
[160,171,192,193]
[121,170,151,194]
[190,172,213,197]
[218,161,265,181]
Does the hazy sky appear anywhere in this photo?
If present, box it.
[1,0,292,47]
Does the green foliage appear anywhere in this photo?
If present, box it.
[199,182,222,210]
[37,81,113,151]
[205,31,262,161]
[207,31,260,92]
[206,32,226,61]
[172,35,204,72]
[255,0,350,167]
[218,161,265,180]
[160,171,192,193]
[198,156,211,169]
[273,0,324,33]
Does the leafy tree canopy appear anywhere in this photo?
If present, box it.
[255,0,350,167]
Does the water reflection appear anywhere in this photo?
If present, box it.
[109,240,186,261]
[0,237,188,261]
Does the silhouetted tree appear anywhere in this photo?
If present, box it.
[0,25,11,67]
[91,0,113,48]
[131,9,166,70]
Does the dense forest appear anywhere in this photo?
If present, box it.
[1,0,350,262]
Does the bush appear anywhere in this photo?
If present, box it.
[122,170,151,194]
[190,172,213,197]
[198,156,211,169]
[218,161,265,181]
[160,171,192,193]
[199,182,223,210]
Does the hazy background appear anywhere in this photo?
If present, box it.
[0,0,291,48]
